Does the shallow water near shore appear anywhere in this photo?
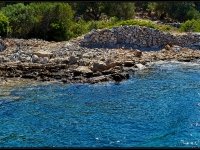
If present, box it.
[1,61,200,147]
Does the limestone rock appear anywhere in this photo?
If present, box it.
[90,76,109,83]
[81,26,200,50]
[49,58,69,64]
[135,63,146,70]
[111,73,129,82]
[32,54,39,63]
[134,50,142,57]
[69,56,78,65]
[165,44,171,50]
[74,66,92,74]
[40,57,49,64]
[33,51,53,58]
[0,40,6,52]
[92,61,107,72]
[78,58,91,66]
[0,56,8,63]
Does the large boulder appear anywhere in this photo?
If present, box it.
[111,73,129,82]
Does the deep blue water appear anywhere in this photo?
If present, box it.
[1,61,200,148]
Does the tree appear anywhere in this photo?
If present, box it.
[71,2,135,21]
[71,2,104,21]
[194,2,200,11]
[152,2,200,22]
[1,3,37,38]
[102,2,135,20]
[28,2,74,41]
[0,12,9,37]
[1,2,75,41]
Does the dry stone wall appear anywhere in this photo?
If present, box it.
[80,25,200,50]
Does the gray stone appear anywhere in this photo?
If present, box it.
[69,56,78,65]
[0,40,6,52]
[92,61,107,72]
[32,54,39,63]
[40,57,49,64]
[33,51,53,58]
[74,66,93,74]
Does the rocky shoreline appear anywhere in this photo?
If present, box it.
[1,26,200,85]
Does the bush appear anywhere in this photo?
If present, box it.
[109,19,177,32]
[186,7,200,20]
[46,3,74,41]
[102,2,135,20]
[28,2,75,41]
[1,2,74,41]
[71,19,90,38]
[0,12,9,37]
[77,19,178,35]
[180,19,200,32]
[150,2,200,22]
[1,3,37,38]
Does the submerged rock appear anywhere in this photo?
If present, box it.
[111,73,129,82]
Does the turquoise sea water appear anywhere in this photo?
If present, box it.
[1,61,200,148]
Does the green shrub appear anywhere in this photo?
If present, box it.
[1,2,74,41]
[180,19,200,32]
[28,2,75,41]
[0,12,9,37]
[186,7,200,20]
[116,19,156,28]
[149,2,200,22]
[1,3,37,38]
[46,3,74,41]
[102,2,135,20]
[106,19,177,32]
[71,19,90,38]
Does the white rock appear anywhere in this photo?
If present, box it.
[74,66,92,74]
[33,51,53,58]
[135,63,146,70]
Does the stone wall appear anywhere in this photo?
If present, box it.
[80,25,200,50]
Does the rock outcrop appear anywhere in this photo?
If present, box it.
[0,26,200,84]
[81,25,200,50]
